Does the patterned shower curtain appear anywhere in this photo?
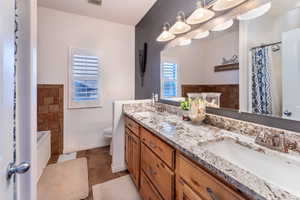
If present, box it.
[251,47,273,115]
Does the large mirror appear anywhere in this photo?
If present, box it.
[161,23,239,109]
[240,0,300,121]
[160,0,300,121]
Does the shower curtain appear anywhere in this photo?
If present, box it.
[250,47,273,115]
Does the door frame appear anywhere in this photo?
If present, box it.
[16,0,37,200]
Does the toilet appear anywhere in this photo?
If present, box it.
[103,127,113,155]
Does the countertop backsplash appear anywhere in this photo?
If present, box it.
[123,102,300,154]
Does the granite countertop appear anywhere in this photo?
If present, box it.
[123,107,300,200]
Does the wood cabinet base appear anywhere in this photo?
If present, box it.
[124,116,247,200]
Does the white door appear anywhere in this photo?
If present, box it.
[1,1,33,199]
[282,28,300,120]
[0,0,17,199]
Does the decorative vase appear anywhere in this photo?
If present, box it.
[188,98,206,124]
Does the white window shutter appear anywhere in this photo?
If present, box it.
[69,48,101,108]
[162,62,178,98]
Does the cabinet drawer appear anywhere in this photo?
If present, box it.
[125,117,139,136]
[180,182,204,200]
[178,154,246,200]
[141,127,175,169]
[140,171,164,200]
[141,144,175,200]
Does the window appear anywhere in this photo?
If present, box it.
[161,62,178,98]
[69,48,101,108]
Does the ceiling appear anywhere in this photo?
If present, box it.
[37,0,157,26]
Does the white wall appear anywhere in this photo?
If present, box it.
[37,7,135,153]
[161,26,239,97]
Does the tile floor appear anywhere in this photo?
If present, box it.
[48,146,128,200]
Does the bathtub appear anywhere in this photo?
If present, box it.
[37,131,51,181]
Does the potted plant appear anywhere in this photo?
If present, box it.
[180,100,191,121]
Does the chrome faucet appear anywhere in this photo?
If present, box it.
[151,92,159,106]
[151,93,155,106]
[255,132,298,153]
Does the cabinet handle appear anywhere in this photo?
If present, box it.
[149,141,157,149]
[152,170,157,176]
[132,138,137,144]
[149,167,157,176]
[206,187,219,200]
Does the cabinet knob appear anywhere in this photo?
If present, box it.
[206,187,219,200]
[149,141,157,149]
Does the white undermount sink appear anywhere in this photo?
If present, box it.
[202,139,300,197]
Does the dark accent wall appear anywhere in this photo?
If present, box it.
[135,0,197,99]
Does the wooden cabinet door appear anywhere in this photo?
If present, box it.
[141,144,175,200]
[178,182,204,200]
[131,132,140,188]
[125,129,130,165]
[125,129,132,172]
[140,171,164,200]
[125,117,140,136]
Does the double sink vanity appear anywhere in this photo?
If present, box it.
[123,102,300,200]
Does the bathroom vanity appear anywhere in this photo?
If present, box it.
[123,102,300,200]
[125,114,246,200]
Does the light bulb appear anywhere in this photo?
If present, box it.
[169,13,191,34]
[177,23,184,30]
[195,12,204,19]
[194,31,210,39]
[211,19,234,31]
[178,37,192,46]
[187,1,215,25]
[156,25,176,42]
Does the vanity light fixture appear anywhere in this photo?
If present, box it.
[186,1,215,25]
[169,11,191,35]
[156,23,176,42]
[211,19,234,31]
[194,30,210,39]
[178,37,192,46]
[237,2,272,21]
[212,0,247,11]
